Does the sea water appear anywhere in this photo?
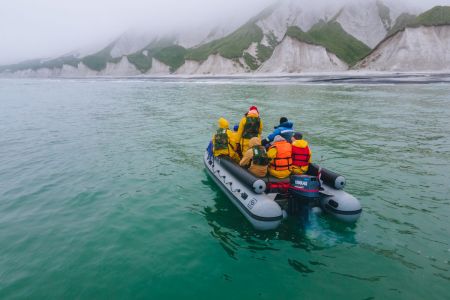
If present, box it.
[0,78,449,299]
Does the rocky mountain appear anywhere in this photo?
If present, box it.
[356,6,450,71]
[1,0,449,76]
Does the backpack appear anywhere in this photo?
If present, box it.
[252,145,269,166]
[242,116,260,139]
[214,128,229,151]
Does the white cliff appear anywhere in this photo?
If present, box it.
[146,58,171,74]
[6,58,141,77]
[174,60,201,75]
[59,63,98,77]
[99,57,141,76]
[258,36,348,73]
[9,68,58,78]
[1,1,448,77]
[245,42,259,57]
[336,1,386,48]
[256,0,341,45]
[356,26,450,71]
[256,1,300,42]
[195,54,246,74]
[176,54,246,75]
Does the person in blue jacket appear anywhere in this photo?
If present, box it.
[266,117,295,143]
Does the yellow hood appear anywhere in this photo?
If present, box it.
[249,137,261,148]
[293,139,308,148]
[247,111,259,117]
[218,117,229,129]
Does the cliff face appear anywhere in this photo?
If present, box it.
[355,26,450,71]
[259,36,348,73]
[175,55,245,75]
[336,1,387,48]
[1,1,449,77]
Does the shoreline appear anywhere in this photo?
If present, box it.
[2,70,450,78]
[1,71,450,84]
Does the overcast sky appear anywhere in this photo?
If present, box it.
[1,0,449,65]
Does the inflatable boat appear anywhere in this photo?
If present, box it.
[204,147,362,231]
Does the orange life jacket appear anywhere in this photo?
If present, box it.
[269,141,292,171]
[292,143,310,167]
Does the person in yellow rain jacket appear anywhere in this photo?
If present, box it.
[228,124,240,160]
[236,106,263,155]
[212,117,239,162]
[290,132,312,175]
[239,137,269,178]
[267,135,292,178]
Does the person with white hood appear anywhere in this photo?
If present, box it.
[267,135,292,179]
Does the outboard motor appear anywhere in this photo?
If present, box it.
[288,175,320,218]
[289,175,320,198]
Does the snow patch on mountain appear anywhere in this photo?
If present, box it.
[356,26,450,71]
[258,36,348,73]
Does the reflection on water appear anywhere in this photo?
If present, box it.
[201,174,358,263]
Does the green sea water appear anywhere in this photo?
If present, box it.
[0,78,449,299]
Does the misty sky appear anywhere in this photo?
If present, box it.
[1,0,450,65]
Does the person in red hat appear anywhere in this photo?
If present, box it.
[249,105,259,113]
[236,106,263,155]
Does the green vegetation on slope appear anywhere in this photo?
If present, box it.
[153,45,187,72]
[287,22,371,66]
[256,44,273,62]
[243,53,259,70]
[415,6,450,26]
[388,6,450,36]
[126,37,178,73]
[81,44,114,71]
[256,32,278,62]
[185,23,264,61]
[0,59,42,72]
[286,27,314,44]
[127,44,187,73]
[0,56,80,72]
[42,56,79,69]
[4,5,450,74]
[387,13,417,36]
[127,52,152,73]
